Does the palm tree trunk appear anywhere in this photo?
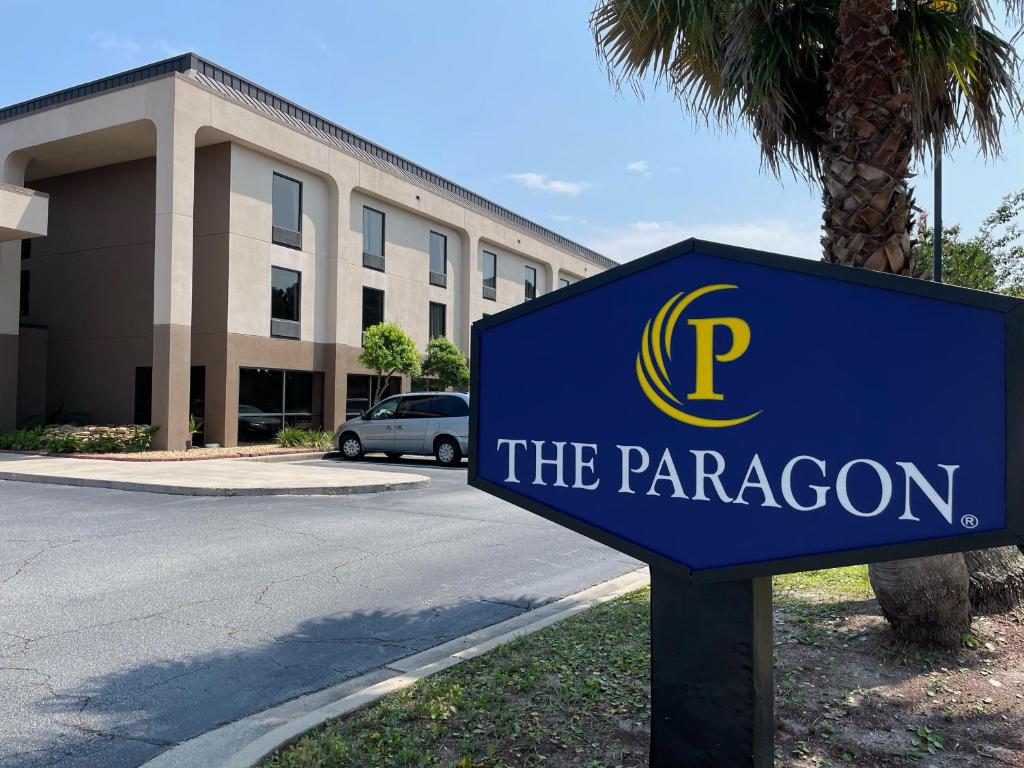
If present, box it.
[965,546,1024,615]
[821,0,914,271]
[822,0,970,647]
[868,554,971,648]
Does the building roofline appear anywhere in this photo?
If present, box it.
[0,53,616,270]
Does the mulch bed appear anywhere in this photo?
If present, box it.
[0,446,330,462]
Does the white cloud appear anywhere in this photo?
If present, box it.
[587,219,821,263]
[509,172,591,197]
[153,40,188,57]
[92,33,191,60]
[90,31,141,55]
[310,36,334,57]
[626,160,650,173]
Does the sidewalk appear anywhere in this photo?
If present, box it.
[0,453,429,496]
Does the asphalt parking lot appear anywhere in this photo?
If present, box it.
[0,457,639,768]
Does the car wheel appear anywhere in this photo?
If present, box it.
[339,433,363,460]
[434,437,462,467]
[386,452,403,460]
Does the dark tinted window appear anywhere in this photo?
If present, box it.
[524,265,537,300]
[429,231,447,276]
[271,267,300,321]
[483,251,496,289]
[272,173,302,248]
[239,368,282,415]
[429,302,446,339]
[397,396,435,419]
[238,367,323,442]
[19,270,29,317]
[363,287,384,331]
[134,367,152,425]
[21,239,30,260]
[398,395,467,418]
[435,396,469,417]
[363,207,384,257]
[559,277,570,289]
[347,373,401,407]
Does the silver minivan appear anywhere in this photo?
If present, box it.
[333,392,470,466]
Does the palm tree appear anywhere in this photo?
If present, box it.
[592,0,1021,646]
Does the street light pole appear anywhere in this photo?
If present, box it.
[933,132,943,284]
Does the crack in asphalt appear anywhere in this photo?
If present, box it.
[0,541,80,585]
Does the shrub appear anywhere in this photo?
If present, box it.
[421,336,470,391]
[45,433,83,454]
[9,424,159,454]
[277,427,333,451]
[0,426,45,451]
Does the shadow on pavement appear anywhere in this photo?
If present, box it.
[18,597,535,768]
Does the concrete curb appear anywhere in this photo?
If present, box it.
[0,472,430,496]
[0,449,330,463]
[237,451,331,464]
[140,566,650,768]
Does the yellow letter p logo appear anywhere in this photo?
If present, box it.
[635,285,761,428]
[687,317,751,401]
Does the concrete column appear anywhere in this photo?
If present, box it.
[543,262,557,297]
[151,114,197,450]
[324,167,356,433]
[0,239,19,432]
[459,233,477,355]
[0,154,28,432]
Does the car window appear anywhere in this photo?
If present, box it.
[397,396,435,419]
[435,396,469,417]
[368,398,399,420]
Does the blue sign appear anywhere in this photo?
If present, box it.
[470,240,1024,580]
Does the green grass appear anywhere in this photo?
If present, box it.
[264,589,652,768]
[773,565,873,603]
[263,567,877,768]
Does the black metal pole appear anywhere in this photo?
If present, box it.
[933,132,942,284]
[649,568,774,767]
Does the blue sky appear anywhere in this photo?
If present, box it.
[2,0,1021,263]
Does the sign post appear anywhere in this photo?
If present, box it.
[470,239,1024,766]
[649,570,773,766]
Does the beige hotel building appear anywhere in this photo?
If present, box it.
[0,54,614,449]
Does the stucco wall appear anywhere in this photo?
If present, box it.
[344,191,463,351]
[27,157,156,424]
[475,240,550,315]
[226,143,331,343]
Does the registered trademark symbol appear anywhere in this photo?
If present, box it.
[961,514,979,529]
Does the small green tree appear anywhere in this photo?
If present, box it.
[914,191,1024,295]
[421,336,470,392]
[359,323,420,405]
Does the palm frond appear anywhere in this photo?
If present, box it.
[895,0,1021,157]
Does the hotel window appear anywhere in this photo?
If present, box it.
[363,206,385,270]
[429,231,447,287]
[559,277,570,289]
[271,173,302,249]
[429,302,447,339]
[482,250,497,301]
[238,367,324,443]
[21,239,31,260]
[270,267,300,339]
[20,270,29,317]
[524,265,537,301]
[362,287,384,332]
